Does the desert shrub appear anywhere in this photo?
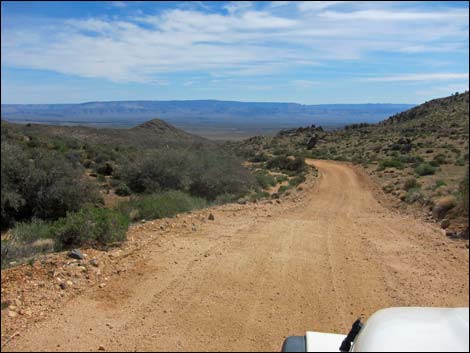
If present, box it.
[377,159,404,171]
[1,142,102,229]
[266,156,306,173]
[276,175,289,183]
[249,153,269,163]
[1,219,53,267]
[289,175,306,187]
[214,193,238,205]
[460,170,469,216]
[278,185,292,194]
[119,149,254,200]
[53,207,129,250]
[118,191,207,222]
[404,188,423,203]
[403,177,420,191]
[398,155,424,166]
[249,190,270,201]
[382,184,394,194]
[433,154,447,165]
[115,183,131,196]
[432,180,447,190]
[96,162,114,176]
[415,163,436,176]
[254,171,277,189]
[432,196,457,220]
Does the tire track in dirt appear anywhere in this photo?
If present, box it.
[3,160,468,352]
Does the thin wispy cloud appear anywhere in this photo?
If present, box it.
[1,1,468,104]
[366,73,469,82]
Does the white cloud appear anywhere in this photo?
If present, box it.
[298,1,346,12]
[366,73,469,82]
[1,2,468,83]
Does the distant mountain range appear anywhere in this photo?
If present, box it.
[1,100,414,130]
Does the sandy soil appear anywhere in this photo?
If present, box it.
[2,160,468,352]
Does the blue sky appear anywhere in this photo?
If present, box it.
[1,1,469,104]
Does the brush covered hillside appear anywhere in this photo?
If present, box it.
[227,92,469,237]
[1,119,261,267]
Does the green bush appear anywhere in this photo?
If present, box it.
[119,150,254,200]
[377,159,404,171]
[11,218,55,244]
[289,175,306,187]
[432,180,447,190]
[404,188,423,203]
[53,207,129,250]
[255,171,277,189]
[118,191,207,222]
[433,154,447,165]
[1,142,102,229]
[278,185,292,194]
[403,177,420,191]
[415,163,436,176]
[115,183,131,196]
[249,153,269,163]
[276,175,289,183]
[266,156,306,173]
[2,219,56,267]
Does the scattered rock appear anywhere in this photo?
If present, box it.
[60,282,67,290]
[192,226,197,231]
[208,213,215,221]
[440,219,450,229]
[8,310,17,318]
[445,230,458,238]
[98,345,106,351]
[99,283,106,288]
[89,259,99,267]
[460,227,469,240]
[68,249,84,260]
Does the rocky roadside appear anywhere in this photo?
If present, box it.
[1,178,313,345]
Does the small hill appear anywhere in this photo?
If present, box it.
[2,117,210,150]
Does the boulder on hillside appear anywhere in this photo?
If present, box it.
[307,134,318,150]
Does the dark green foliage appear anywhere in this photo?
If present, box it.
[119,149,254,200]
[254,171,277,189]
[53,207,129,250]
[266,155,306,173]
[276,175,289,183]
[415,163,436,176]
[248,153,269,163]
[96,162,114,176]
[289,175,306,187]
[403,177,420,191]
[433,154,447,165]
[115,183,131,196]
[118,191,207,221]
[377,159,404,171]
[1,142,102,229]
[278,185,292,194]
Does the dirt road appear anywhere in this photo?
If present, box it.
[3,160,469,351]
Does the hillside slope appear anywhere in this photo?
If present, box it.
[227,92,469,234]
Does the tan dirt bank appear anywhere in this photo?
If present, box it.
[2,160,469,351]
